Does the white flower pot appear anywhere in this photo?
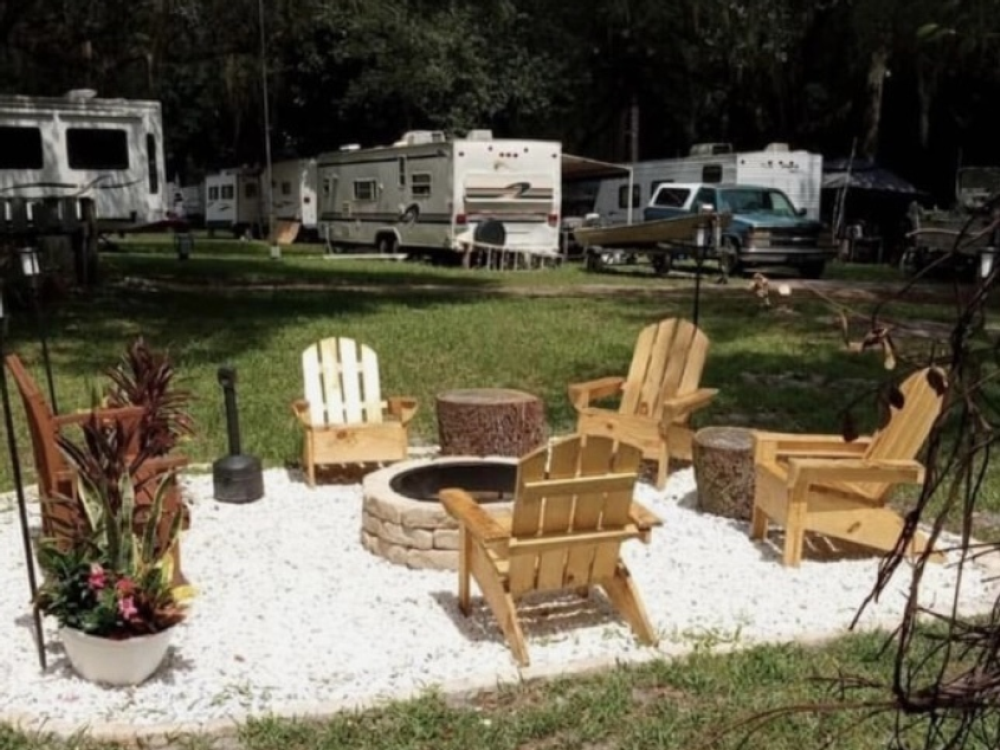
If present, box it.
[59,626,174,686]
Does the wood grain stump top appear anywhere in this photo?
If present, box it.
[692,426,756,521]
[436,388,547,458]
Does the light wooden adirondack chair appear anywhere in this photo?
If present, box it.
[440,434,662,666]
[568,318,717,490]
[751,367,947,567]
[292,337,417,486]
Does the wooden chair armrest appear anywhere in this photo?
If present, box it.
[53,405,146,429]
[753,431,872,460]
[439,488,509,543]
[787,457,925,487]
[660,388,718,419]
[144,454,190,473]
[291,399,312,425]
[568,376,625,409]
[629,501,662,530]
[387,397,419,427]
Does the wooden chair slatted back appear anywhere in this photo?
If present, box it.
[507,435,642,597]
[852,367,946,500]
[619,319,709,418]
[302,338,384,426]
[5,354,65,499]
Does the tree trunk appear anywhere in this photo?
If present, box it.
[916,61,934,150]
[436,388,547,457]
[860,45,889,161]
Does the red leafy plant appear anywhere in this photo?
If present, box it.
[35,417,194,638]
[105,337,194,457]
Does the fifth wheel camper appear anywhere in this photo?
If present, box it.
[317,130,562,260]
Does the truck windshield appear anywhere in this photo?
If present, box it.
[719,188,796,217]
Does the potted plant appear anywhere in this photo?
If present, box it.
[34,468,195,686]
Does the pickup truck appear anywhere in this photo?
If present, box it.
[644,183,831,278]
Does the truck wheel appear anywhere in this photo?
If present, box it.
[718,238,742,278]
[585,248,605,272]
[651,253,673,276]
[376,234,397,254]
[800,261,826,279]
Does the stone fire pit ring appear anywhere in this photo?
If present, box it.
[361,456,518,570]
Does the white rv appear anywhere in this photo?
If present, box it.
[204,168,261,236]
[263,158,318,238]
[317,130,562,258]
[592,143,824,225]
[0,90,166,229]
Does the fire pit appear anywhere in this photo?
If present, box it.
[361,456,517,570]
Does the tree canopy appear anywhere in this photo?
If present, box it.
[1,0,998,201]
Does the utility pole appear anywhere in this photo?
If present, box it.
[628,95,640,163]
[258,0,279,260]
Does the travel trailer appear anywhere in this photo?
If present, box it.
[204,168,261,236]
[0,90,166,230]
[317,130,562,259]
[263,158,318,239]
[590,143,824,225]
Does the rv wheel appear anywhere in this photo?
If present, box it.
[376,235,397,254]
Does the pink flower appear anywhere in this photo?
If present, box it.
[87,563,106,591]
[118,596,138,621]
[115,577,135,596]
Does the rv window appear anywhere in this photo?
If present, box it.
[281,181,292,195]
[146,134,159,194]
[0,126,43,169]
[353,180,377,201]
[66,128,129,170]
[245,182,258,199]
[398,157,406,188]
[221,185,234,200]
[209,186,220,201]
[618,184,640,210]
[411,173,432,198]
[702,164,723,183]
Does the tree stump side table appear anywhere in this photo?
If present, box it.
[692,426,756,521]
[436,388,547,457]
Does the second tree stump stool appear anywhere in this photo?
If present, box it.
[692,426,756,521]
[436,388,547,457]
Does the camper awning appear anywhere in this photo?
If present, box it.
[562,153,631,181]
[822,159,922,194]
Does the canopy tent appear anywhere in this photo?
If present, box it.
[562,153,635,223]
[822,158,922,194]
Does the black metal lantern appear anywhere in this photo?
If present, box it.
[212,366,264,503]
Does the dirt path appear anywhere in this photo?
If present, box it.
[116,274,964,306]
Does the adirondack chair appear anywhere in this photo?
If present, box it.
[751,367,947,567]
[292,337,418,486]
[568,318,717,489]
[440,434,662,666]
[5,354,189,575]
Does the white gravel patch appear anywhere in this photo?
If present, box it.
[0,467,996,731]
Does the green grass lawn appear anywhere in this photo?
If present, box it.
[2,243,993,512]
[0,629,986,749]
